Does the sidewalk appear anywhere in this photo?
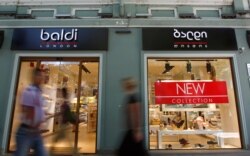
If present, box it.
[2,149,250,156]
[149,149,250,156]
[93,149,250,156]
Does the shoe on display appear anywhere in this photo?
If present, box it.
[207,140,218,145]
[165,144,172,150]
[179,138,189,145]
[195,143,205,148]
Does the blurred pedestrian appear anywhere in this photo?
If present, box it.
[49,87,77,156]
[14,68,48,156]
[117,77,149,156]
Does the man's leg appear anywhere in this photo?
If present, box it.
[14,126,32,156]
[32,134,48,156]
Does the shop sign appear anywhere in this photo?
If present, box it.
[11,28,108,50]
[155,81,229,104]
[142,28,237,50]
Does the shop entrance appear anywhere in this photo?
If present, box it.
[8,57,99,154]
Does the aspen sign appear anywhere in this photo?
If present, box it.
[155,81,229,104]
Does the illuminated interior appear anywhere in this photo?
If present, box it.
[9,58,99,154]
[147,58,242,150]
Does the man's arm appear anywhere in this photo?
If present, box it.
[128,102,141,131]
[128,102,143,142]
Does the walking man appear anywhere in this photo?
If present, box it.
[14,68,48,156]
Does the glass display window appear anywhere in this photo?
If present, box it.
[147,58,242,150]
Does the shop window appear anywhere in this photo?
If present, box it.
[147,58,242,150]
[8,58,99,154]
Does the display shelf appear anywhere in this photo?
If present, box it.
[149,125,160,134]
[41,85,57,133]
[157,129,223,149]
[159,129,222,135]
[162,108,220,112]
[215,132,240,147]
[87,104,97,132]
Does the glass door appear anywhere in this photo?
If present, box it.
[41,60,80,155]
[76,61,99,153]
[8,57,99,154]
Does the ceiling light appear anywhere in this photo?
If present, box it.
[186,61,192,73]
[162,61,174,74]
[206,61,212,73]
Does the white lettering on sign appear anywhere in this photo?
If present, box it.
[40,29,78,41]
[176,83,205,95]
[40,43,78,48]
[173,29,208,41]
[171,98,213,104]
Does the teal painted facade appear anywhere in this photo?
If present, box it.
[102,28,142,149]
[1,27,250,153]
[0,28,145,153]
[0,29,15,153]
[1,0,250,154]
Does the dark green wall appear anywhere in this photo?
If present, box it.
[0,29,15,150]
[235,29,250,149]
[100,28,142,150]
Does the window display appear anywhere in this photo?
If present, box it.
[147,58,241,150]
[8,58,99,154]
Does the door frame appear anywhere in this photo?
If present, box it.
[143,52,248,149]
[2,52,104,154]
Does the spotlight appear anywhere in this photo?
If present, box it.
[186,61,192,73]
[81,64,91,74]
[206,61,212,73]
[162,62,174,74]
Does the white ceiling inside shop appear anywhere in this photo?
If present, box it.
[147,59,231,81]
[42,62,99,93]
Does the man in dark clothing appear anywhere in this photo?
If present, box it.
[50,87,77,155]
[117,77,149,156]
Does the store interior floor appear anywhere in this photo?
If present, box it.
[43,123,96,155]
[9,123,96,155]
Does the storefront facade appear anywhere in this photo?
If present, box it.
[0,27,143,155]
[142,28,243,150]
[1,0,250,155]
[1,27,249,154]
[2,28,109,154]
